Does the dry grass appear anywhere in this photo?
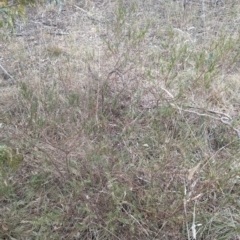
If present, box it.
[1,0,240,239]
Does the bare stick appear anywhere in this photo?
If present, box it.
[172,104,240,139]
[0,62,15,83]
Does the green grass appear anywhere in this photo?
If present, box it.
[1,0,240,239]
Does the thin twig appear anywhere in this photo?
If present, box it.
[172,104,240,139]
[0,62,15,83]
[192,203,196,240]
[160,86,174,99]
[73,5,88,14]
[122,207,149,236]
[183,182,191,240]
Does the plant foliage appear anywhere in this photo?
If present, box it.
[0,0,63,28]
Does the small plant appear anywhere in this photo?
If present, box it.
[47,45,63,57]
[0,0,64,30]
[0,145,23,179]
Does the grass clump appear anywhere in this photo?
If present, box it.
[0,0,240,239]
